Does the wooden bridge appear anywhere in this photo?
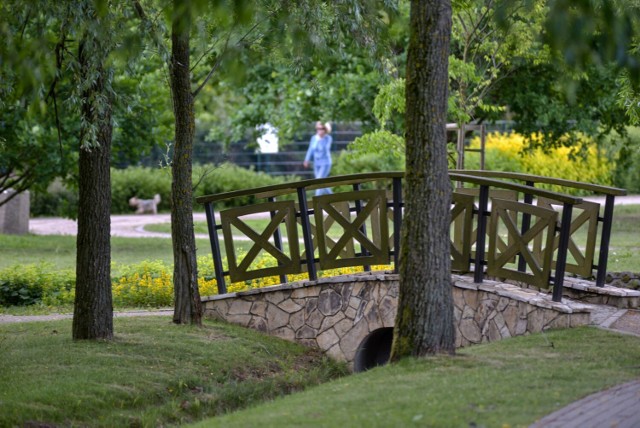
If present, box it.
[196,171,634,370]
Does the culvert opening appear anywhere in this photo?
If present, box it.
[354,328,393,373]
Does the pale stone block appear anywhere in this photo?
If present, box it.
[515,317,528,335]
[461,305,475,320]
[266,304,290,331]
[351,281,365,298]
[365,300,381,328]
[502,303,519,335]
[265,291,286,305]
[250,301,268,317]
[487,319,501,342]
[547,314,569,329]
[305,297,318,316]
[453,305,462,323]
[295,325,318,339]
[527,309,545,333]
[320,312,346,333]
[543,309,559,328]
[0,190,29,235]
[348,296,362,310]
[248,316,267,332]
[290,310,305,332]
[279,299,303,314]
[497,297,510,312]
[570,313,590,327]
[297,338,318,348]
[229,299,251,315]
[459,319,482,343]
[463,289,480,309]
[316,328,340,350]
[291,286,318,299]
[306,309,324,329]
[378,295,396,323]
[345,307,357,320]
[340,284,353,311]
[334,319,353,337]
[338,319,370,361]
[326,343,346,361]
[272,326,296,341]
[354,299,368,324]
[318,288,343,316]
[226,313,253,326]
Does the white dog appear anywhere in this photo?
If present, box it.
[129,194,161,214]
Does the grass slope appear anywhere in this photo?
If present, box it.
[193,327,640,428]
[0,317,347,427]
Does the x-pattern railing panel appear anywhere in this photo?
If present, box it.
[297,201,355,268]
[488,198,558,289]
[451,192,475,272]
[221,201,301,282]
[313,190,390,269]
[534,197,600,278]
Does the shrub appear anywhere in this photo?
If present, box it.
[30,179,78,218]
[193,163,294,207]
[0,264,75,307]
[608,127,640,193]
[111,167,172,214]
[467,132,614,194]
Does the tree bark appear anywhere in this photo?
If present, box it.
[391,0,455,359]
[72,41,114,340]
[170,1,202,325]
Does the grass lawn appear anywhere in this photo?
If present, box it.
[0,235,213,272]
[191,327,640,428]
[0,317,347,427]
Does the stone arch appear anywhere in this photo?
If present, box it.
[354,327,394,372]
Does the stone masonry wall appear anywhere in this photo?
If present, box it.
[203,272,592,368]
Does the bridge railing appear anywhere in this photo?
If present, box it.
[196,172,620,302]
[451,170,627,288]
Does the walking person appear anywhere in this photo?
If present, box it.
[303,121,333,196]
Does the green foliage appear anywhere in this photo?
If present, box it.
[0,263,74,307]
[111,166,172,214]
[192,163,294,207]
[30,179,79,219]
[607,126,640,193]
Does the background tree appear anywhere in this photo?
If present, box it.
[391,0,455,359]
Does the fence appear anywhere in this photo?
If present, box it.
[196,171,625,301]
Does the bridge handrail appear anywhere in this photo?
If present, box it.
[450,170,627,196]
[196,171,582,206]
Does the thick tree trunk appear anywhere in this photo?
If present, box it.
[170,2,202,325]
[391,0,455,359]
[72,43,113,340]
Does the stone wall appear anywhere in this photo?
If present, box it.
[203,272,592,368]
[0,190,30,235]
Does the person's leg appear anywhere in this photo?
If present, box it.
[314,164,333,196]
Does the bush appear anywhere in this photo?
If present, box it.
[608,127,640,193]
[30,179,78,218]
[467,132,614,194]
[31,163,297,217]
[111,166,172,214]
[0,264,75,307]
[193,163,294,207]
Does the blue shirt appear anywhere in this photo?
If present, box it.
[304,134,333,165]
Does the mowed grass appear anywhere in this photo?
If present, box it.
[0,317,347,427]
[0,235,214,272]
[192,327,640,428]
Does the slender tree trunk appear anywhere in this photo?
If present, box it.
[170,1,202,325]
[72,41,113,340]
[391,0,455,359]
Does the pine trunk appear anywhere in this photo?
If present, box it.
[72,44,114,340]
[391,0,455,359]
[170,2,202,325]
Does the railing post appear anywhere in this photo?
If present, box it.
[392,177,403,273]
[352,183,371,272]
[518,181,534,272]
[297,187,317,281]
[596,194,615,287]
[268,196,288,284]
[553,203,574,302]
[474,185,489,283]
[204,202,226,294]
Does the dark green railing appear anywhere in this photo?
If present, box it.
[196,171,624,301]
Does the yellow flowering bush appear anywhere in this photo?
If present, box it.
[468,132,613,194]
[1,255,393,308]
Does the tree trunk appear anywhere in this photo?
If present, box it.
[391,0,455,359]
[72,42,113,340]
[170,1,202,325]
